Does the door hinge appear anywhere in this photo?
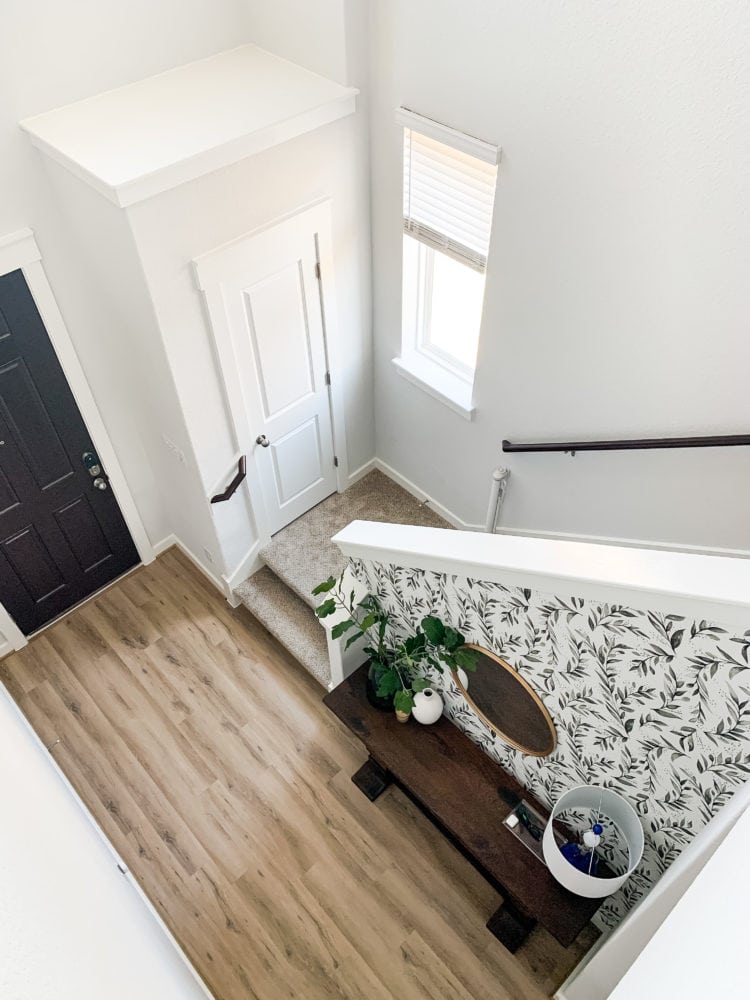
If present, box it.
[315,261,322,280]
[333,456,339,468]
[324,371,331,386]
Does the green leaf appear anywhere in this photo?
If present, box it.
[311,576,337,596]
[315,599,336,619]
[359,612,378,631]
[376,668,402,697]
[455,647,479,672]
[404,633,426,655]
[443,626,465,652]
[331,619,355,640]
[394,689,414,715]
[345,631,364,650]
[422,616,445,645]
[411,677,431,693]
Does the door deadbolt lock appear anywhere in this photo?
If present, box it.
[82,451,102,476]
[256,434,270,448]
[93,477,108,491]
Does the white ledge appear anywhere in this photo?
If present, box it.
[332,520,750,629]
[20,44,358,207]
[392,354,475,420]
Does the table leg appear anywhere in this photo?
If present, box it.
[352,756,392,801]
[486,899,537,953]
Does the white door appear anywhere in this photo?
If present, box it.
[196,207,339,536]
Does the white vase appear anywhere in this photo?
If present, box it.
[412,688,444,725]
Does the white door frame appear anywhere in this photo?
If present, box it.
[0,228,155,653]
[193,200,350,554]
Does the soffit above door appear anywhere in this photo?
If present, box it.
[20,44,358,208]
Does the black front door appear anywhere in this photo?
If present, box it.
[0,269,139,635]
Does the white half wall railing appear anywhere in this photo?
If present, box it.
[330,520,750,631]
[327,518,750,993]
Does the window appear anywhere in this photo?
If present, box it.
[394,109,499,419]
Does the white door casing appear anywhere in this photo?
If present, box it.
[194,202,346,541]
[0,228,156,653]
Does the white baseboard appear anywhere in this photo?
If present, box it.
[372,459,478,530]
[153,534,228,595]
[153,533,178,556]
[346,458,377,487]
[492,524,750,560]
[224,540,264,596]
[371,460,750,559]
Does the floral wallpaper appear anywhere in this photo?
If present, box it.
[349,558,750,930]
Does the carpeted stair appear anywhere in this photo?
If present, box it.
[234,470,450,687]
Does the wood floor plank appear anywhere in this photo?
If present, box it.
[0,547,593,999]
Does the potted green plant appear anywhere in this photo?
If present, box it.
[313,572,479,719]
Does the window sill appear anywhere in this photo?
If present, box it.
[392,354,475,421]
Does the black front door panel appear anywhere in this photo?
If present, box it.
[0,269,139,634]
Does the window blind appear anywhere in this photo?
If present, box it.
[401,113,499,274]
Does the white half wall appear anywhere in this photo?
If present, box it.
[0,685,209,1000]
[368,0,750,552]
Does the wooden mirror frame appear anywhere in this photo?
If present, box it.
[452,644,557,757]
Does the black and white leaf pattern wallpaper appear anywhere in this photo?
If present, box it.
[349,557,750,930]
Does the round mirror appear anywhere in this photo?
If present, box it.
[454,645,556,757]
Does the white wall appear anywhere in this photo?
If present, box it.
[0,687,209,1000]
[369,0,750,552]
[127,113,374,573]
[240,0,349,84]
[605,797,750,1000]
[0,0,251,549]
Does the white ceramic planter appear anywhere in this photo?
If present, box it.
[412,688,444,725]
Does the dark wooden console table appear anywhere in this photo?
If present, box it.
[324,665,601,952]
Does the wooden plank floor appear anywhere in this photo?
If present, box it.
[0,549,596,999]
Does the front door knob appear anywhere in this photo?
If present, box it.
[93,477,108,491]
[256,435,270,448]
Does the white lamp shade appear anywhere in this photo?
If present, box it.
[542,785,644,898]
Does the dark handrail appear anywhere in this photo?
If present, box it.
[210,455,247,503]
[502,434,750,456]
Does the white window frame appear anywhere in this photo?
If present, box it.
[393,109,500,421]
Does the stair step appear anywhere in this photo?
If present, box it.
[235,566,331,688]
[259,469,451,609]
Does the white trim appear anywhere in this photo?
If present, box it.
[395,107,501,165]
[392,354,475,420]
[0,682,213,998]
[0,603,29,655]
[373,457,750,559]
[223,539,264,597]
[373,458,472,529]
[0,230,154,566]
[21,45,358,209]
[347,458,377,488]
[332,519,750,631]
[314,217,350,491]
[153,535,227,596]
[0,229,155,645]
[492,523,750,561]
[193,200,349,540]
[0,227,40,274]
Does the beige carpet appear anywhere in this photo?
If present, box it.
[260,469,451,609]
